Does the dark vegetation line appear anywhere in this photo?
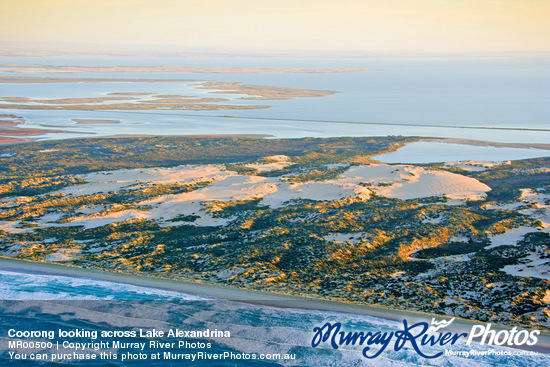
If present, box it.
[0,135,413,180]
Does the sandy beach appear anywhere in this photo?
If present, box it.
[1,257,549,354]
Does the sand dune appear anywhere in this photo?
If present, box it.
[503,252,550,281]
[336,164,490,200]
[40,161,493,230]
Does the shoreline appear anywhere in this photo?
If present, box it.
[418,137,550,151]
[0,133,275,146]
[1,257,549,354]
[1,133,549,150]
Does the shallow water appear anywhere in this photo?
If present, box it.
[1,56,549,149]
[374,142,550,163]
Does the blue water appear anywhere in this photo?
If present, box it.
[1,57,549,148]
[0,270,206,301]
[374,142,550,164]
[0,270,548,366]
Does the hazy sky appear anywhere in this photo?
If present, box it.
[1,0,549,55]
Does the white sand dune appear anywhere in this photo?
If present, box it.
[324,232,366,244]
[260,181,367,208]
[58,165,232,196]
[19,161,493,230]
[518,189,550,230]
[486,226,534,249]
[0,221,27,234]
[503,252,550,281]
[335,164,490,200]
[244,155,291,172]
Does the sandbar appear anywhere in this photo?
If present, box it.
[197,81,336,98]
[108,133,274,139]
[107,92,158,96]
[0,114,95,143]
[0,102,271,111]
[0,76,196,84]
[0,137,28,144]
[0,64,371,74]
[0,126,75,136]
[72,119,120,125]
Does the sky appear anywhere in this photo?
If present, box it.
[1,0,549,56]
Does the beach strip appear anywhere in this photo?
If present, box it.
[1,257,548,353]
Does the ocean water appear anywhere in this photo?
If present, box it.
[0,270,206,301]
[0,270,548,366]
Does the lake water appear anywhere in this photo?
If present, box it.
[374,142,550,164]
[1,57,549,151]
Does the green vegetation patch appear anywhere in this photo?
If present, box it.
[1,136,549,329]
